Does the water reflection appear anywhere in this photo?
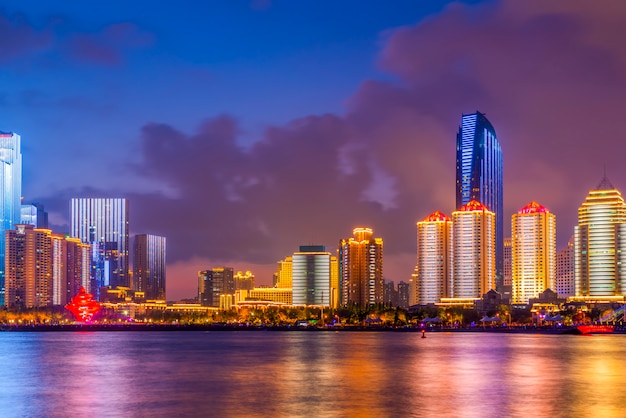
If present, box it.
[0,331,625,417]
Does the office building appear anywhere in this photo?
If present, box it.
[292,245,332,306]
[456,112,503,291]
[511,202,557,304]
[451,200,495,298]
[70,198,130,294]
[133,234,166,300]
[416,211,452,304]
[275,256,293,288]
[574,177,626,297]
[21,203,49,229]
[339,227,384,307]
[556,237,575,297]
[397,281,410,308]
[0,132,22,306]
[198,267,235,307]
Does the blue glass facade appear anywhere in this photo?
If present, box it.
[0,132,22,306]
[456,112,503,290]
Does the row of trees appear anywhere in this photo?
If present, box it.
[1,303,612,327]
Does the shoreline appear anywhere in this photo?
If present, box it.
[2,323,625,334]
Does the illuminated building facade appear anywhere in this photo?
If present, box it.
[244,288,293,305]
[511,202,556,304]
[133,234,166,300]
[339,227,384,307]
[575,177,626,297]
[0,132,22,306]
[452,200,495,298]
[70,198,130,294]
[556,237,575,297]
[5,225,91,309]
[234,270,255,291]
[292,245,331,306]
[416,211,452,304]
[275,256,293,288]
[198,267,235,307]
[456,112,503,291]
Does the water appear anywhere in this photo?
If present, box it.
[1,331,625,417]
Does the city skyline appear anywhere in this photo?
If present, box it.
[3,1,626,300]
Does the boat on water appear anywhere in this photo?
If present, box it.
[575,324,615,334]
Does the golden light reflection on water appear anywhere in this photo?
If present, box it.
[1,331,625,417]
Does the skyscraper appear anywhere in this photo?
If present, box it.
[416,211,452,304]
[70,198,130,293]
[198,267,234,307]
[511,202,556,304]
[456,112,503,291]
[133,234,166,300]
[574,177,626,297]
[451,200,495,298]
[556,236,575,297]
[292,245,332,306]
[21,203,49,229]
[0,132,22,306]
[339,227,384,307]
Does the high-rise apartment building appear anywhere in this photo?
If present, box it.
[5,225,89,308]
[451,200,495,298]
[292,245,332,306]
[574,177,626,297]
[0,132,22,306]
[397,281,410,308]
[339,227,384,307]
[133,234,166,300]
[456,112,503,291]
[70,198,130,294]
[416,211,452,304]
[511,202,557,304]
[556,236,575,297]
[198,267,235,307]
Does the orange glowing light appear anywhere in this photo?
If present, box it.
[458,200,490,212]
[518,201,549,214]
[422,210,451,222]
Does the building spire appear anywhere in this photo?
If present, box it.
[597,167,615,190]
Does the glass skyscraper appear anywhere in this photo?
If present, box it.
[0,132,22,306]
[133,234,166,300]
[70,198,130,294]
[456,112,503,291]
[292,245,332,306]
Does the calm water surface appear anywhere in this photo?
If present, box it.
[1,331,625,417]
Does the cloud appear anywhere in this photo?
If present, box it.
[1,10,154,67]
[0,11,53,63]
[67,22,155,66]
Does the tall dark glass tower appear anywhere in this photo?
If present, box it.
[456,112,504,292]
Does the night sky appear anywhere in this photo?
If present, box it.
[3,1,626,300]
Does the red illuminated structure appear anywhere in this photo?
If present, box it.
[65,287,101,323]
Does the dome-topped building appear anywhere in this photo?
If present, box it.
[575,176,626,297]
